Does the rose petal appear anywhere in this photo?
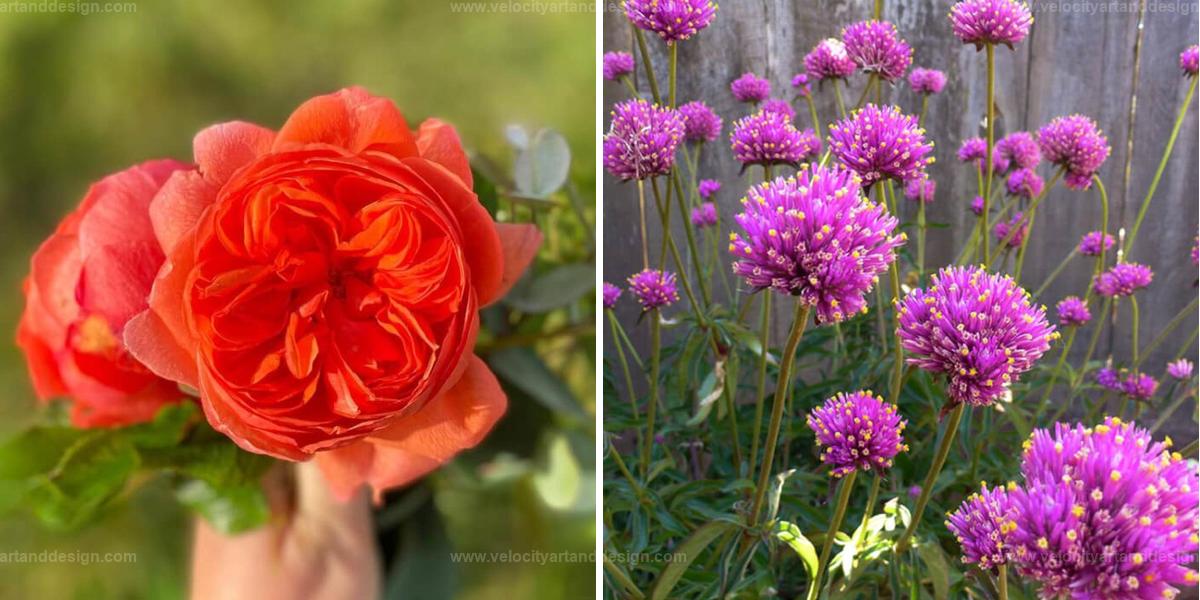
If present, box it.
[123,309,199,390]
[149,169,218,255]
[415,118,472,187]
[485,223,542,306]
[193,121,275,186]
[274,87,418,159]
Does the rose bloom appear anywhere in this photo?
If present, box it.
[18,160,191,427]
[123,88,541,500]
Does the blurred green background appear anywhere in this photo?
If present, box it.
[0,1,596,598]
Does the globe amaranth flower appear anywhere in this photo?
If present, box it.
[698,179,721,199]
[970,195,985,216]
[1096,367,1122,391]
[690,202,718,228]
[806,390,908,477]
[993,212,1027,248]
[804,38,856,81]
[1037,115,1111,190]
[949,0,1034,50]
[1121,371,1158,401]
[996,131,1041,171]
[791,72,812,97]
[603,51,635,81]
[678,101,723,143]
[1181,45,1199,77]
[728,164,905,324]
[602,282,622,309]
[603,99,684,181]
[626,269,680,311]
[731,72,771,103]
[896,266,1056,406]
[1014,417,1199,597]
[1167,359,1194,380]
[624,0,717,44]
[957,136,1008,173]
[946,482,1019,571]
[841,20,913,82]
[1005,168,1044,199]
[730,110,817,167]
[1093,262,1153,297]
[761,98,796,121]
[904,176,936,204]
[1055,296,1091,327]
[908,67,947,95]
[1078,230,1115,257]
[828,103,934,186]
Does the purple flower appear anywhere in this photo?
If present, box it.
[1121,371,1158,400]
[791,73,812,97]
[970,195,985,216]
[1037,115,1111,190]
[958,137,988,163]
[842,20,913,82]
[1093,262,1153,297]
[626,269,680,311]
[698,179,721,199]
[602,282,622,309]
[730,110,816,167]
[731,72,771,103]
[1192,236,1198,264]
[804,38,856,81]
[908,485,922,499]
[896,266,1056,407]
[996,131,1041,171]
[1078,231,1115,257]
[1014,418,1199,598]
[806,391,908,477]
[678,101,723,143]
[1056,296,1091,327]
[1005,168,1044,199]
[761,98,796,121]
[904,176,936,204]
[948,0,1034,49]
[728,164,904,325]
[1167,359,1194,380]
[1096,367,1122,391]
[946,482,1019,571]
[908,67,947,95]
[603,99,684,181]
[828,103,934,186]
[624,0,717,44]
[690,202,718,229]
[993,212,1027,248]
[1182,45,1199,77]
[602,51,635,81]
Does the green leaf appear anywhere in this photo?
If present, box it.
[684,357,726,427]
[385,501,458,600]
[532,433,581,511]
[488,347,588,420]
[176,478,269,534]
[917,539,951,600]
[648,520,737,600]
[26,432,140,530]
[502,263,596,314]
[513,128,570,198]
[775,521,818,580]
[125,402,198,449]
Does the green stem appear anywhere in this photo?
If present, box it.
[1151,385,1194,434]
[856,475,883,544]
[833,80,847,118]
[998,564,1009,600]
[982,44,996,265]
[989,170,1063,270]
[637,179,649,269]
[896,403,966,554]
[633,27,661,103]
[1067,298,1112,404]
[918,95,929,127]
[1033,249,1078,298]
[1042,327,1078,423]
[917,199,926,279]
[1135,297,1198,368]
[806,471,858,600]
[669,43,677,108]
[673,170,710,304]
[852,74,877,111]
[621,76,639,98]
[651,180,704,318]
[748,293,773,475]
[804,94,822,140]
[608,311,640,424]
[1131,296,1140,367]
[640,310,662,477]
[883,184,904,403]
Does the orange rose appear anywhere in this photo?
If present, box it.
[125,87,541,499]
[17,160,191,427]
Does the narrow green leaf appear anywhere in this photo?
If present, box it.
[502,263,596,314]
[648,520,737,600]
[488,347,588,420]
[775,521,818,579]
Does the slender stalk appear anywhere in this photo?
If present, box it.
[637,179,650,268]
[748,293,773,474]
[852,74,877,111]
[1033,249,1078,298]
[998,565,1009,600]
[1130,296,1140,367]
[613,313,645,369]
[990,170,1063,270]
[640,310,662,478]
[608,311,640,423]
[1013,208,1037,283]
[1067,298,1113,404]
[856,474,883,544]
[633,27,661,103]
[609,441,643,500]
[1125,76,1198,257]
[604,555,646,600]
[982,44,996,264]
[896,403,966,553]
[668,43,677,108]
[832,80,847,117]
[725,356,744,476]
[806,471,858,600]
[621,76,639,98]
[917,199,927,279]
[1042,327,1079,422]
[674,168,710,304]
[804,94,822,139]
[651,181,704,317]
[918,95,929,127]
[1151,384,1194,434]
[1135,296,1198,368]
[883,184,904,403]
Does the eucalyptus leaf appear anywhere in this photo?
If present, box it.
[488,347,588,420]
[513,128,570,198]
[502,263,596,314]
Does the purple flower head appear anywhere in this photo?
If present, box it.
[731,72,772,103]
[761,98,796,121]
[728,164,904,325]
[603,99,684,181]
[1093,262,1153,297]
[1121,371,1158,401]
[602,51,635,81]
[970,195,985,216]
[626,269,680,311]
[1078,231,1115,257]
[908,485,922,499]
[996,131,1041,171]
[842,20,913,82]
[1181,45,1199,77]
[697,179,721,199]
[993,212,1028,248]
[946,482,1019,571]
[1192,236,1198,264]
[949,0,1034,49]
[908,67,947,95]
[1056,296,1091,327]
[958,137,988,163]
[896,266,1057,407]
[602,282,622,309]
[1167,359,1194,380]
[1037,115,1111,190]
[1096,367,1122,391]
[903,176,936,204]
[791,72,812,97]
[1015,418,1200,597]
[806,390,908,477]
[804,38,856,81]
[624,0,717,44]
[690,202,718,229]
[678,101,723,143]
[828,103,934,186]
[1005,168,1044,199]
[730,110,815,167]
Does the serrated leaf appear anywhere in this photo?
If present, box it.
[775,521,818,579]
[513,128,570,198]
[488,347,588,421]
[502,263,596,314]
[26,433,139,530]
